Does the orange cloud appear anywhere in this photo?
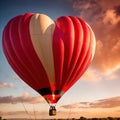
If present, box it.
[103,9,120,25]
[81,68,101,82]
[92,39,120,75]
[70,0,120,77]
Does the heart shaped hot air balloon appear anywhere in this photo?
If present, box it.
[2,13,96,116]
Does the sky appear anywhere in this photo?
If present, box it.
[0,0,120,119]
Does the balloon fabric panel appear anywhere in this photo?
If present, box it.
[53,16,75,91]
[18,13,50,90]
[29,14,56,87]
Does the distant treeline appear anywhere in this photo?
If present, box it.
[78,116,120,120]
[0,116,7,120]
[1,116,120,120]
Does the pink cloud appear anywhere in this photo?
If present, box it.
[90,96,120,108]
[0,93,45,104]
[0,82,14,88]
[61,96,120,109]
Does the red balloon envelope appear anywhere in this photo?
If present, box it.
[2,13,96,115]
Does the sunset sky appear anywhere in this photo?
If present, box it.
[0,0,120,119]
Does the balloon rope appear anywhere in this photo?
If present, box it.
[21,101,32,120]
[20,81,33,120]
[67,106,72,119]
[67,94,73,119]
[33,104,36,120]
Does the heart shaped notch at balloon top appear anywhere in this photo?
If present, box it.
[2,13,96,116]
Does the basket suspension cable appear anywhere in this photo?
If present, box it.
[21,101,32,120]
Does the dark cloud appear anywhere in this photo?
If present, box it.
[0,94,45,104]
[61,96,120,109]
[71,0,120,19]
[72,0,102,22]
[114,5,120,16]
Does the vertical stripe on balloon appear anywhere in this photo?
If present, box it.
[29,14,56,87]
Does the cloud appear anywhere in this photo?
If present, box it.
[81,68,100,82]
[90,96,120,108]
[1,96,120,118]
[0,82,14,88]
[81,67,106,82]
[71,0,120,22]
[103,9,120,25]
[72,0,103,23]
[81,66,119,82]
[61,102,90,109]
[0,110,48,119]
[61,96,120,109]
[70,0,120,78]
[0,92,45,104]
[92,37,120,75]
